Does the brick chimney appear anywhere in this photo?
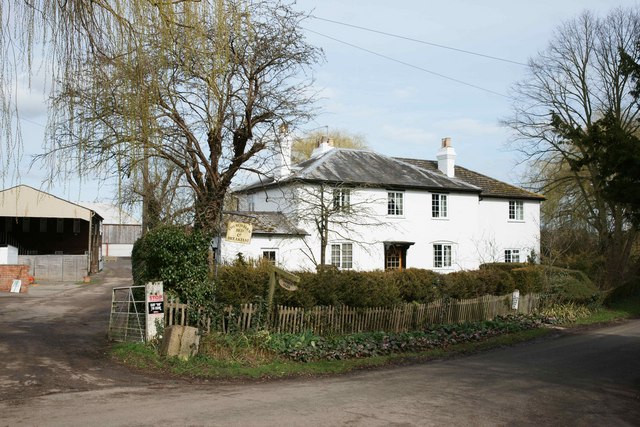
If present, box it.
[437,137,456,178]
[310,136,334,158]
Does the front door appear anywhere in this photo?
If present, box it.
[385,244,406,271]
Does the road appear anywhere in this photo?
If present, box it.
[1,260,639,426]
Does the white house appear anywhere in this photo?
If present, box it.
[223,138,543,272]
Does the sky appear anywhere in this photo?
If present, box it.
[6,0,640,209]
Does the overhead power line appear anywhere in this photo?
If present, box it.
[310,15,528,67]
[303,28,510,99]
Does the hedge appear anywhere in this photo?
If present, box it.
[131,233,598,308]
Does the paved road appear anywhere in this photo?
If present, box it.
[1,261,639,426]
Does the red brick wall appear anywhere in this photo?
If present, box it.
[0,265,30,293]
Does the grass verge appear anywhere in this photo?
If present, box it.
[110,328,552,380]
[111,297,639,380]
[571,296,640,326]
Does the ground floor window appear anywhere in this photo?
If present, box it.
[504,249,520,263]
[433,244,452,268]
[331,243,353,270]
[262,249,277,265]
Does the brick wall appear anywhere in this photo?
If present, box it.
[0,265,30,293]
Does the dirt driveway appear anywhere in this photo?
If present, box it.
[0,259,171,401]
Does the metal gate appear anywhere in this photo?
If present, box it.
[108,285,146,342]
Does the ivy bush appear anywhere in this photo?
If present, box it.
[132,226,211,304]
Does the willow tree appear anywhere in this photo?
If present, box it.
[1,1,203,177]
[291,129,368,163]
[19,1,320,234]
[507,7,640,287]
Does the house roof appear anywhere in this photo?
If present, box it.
[238,149,481,194]
[0,185,104,221]
[223,211,307,236]
[395,158,545,200]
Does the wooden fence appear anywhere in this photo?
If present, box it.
[165,293,541,335]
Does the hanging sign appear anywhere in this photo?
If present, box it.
[226,221,253,244]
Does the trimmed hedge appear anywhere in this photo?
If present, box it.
[131,232,598,309]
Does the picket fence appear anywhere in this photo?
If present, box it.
[165,293,541,335]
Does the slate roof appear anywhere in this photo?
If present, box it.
[238,149,481,194]
[223,211,307,236]
[396,158,545,200]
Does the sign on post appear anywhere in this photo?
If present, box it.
[512,289,520,310]
[145,281,164,342]
[225,221,253,244]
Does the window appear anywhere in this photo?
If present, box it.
[509,200,524,221]
[387,192,404,216]
[57,219,64,233]
[331,243,353,270]
[40,218,47,233]
[22,218,30,233]
[247,194,255,212]
[504,249,521,263]
[332,188,351,211]
[432,194,448,218]
[262,250,277,265]
[5,217,12,232]
[73,219,81,234]
[433,244,452,268]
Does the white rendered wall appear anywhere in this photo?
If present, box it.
[221,234,313,271]
[234,186,541,272]
[475,198,541,264]
[0,245,18,264]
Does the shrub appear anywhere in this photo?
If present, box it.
[392,269,442,303]
[441,270,479,299]
[480,262,527,273]
[604,278,640,305]
[477,267,516,295]
[540,266,601,305]
[510,266,545,294]
[213,260,271,305]
[131,226,211,304]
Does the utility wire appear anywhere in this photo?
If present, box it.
[304,28,510,99]
[310,15,528,67]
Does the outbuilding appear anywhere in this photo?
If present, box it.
[0,185,103,281]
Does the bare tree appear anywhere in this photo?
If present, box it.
[288,183,384,267]
[506,7,640,287]
[39,1,321,234]
[117,159,195,231]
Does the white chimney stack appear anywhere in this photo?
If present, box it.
[310,136,334,158]
[274,126,292,179]
[437,137,456,178]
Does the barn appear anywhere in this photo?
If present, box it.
[0,185,103,281]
